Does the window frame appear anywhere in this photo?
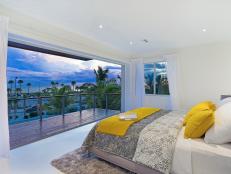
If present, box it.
[144,61,170,96]
[8,41,92,61]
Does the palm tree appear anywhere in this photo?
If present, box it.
[117,75,121,85]
[27,83,31,95]
[75,86,80,92]
[7,88,12,96]
[8,80,14,93]
[47,85,73,114]
[71,81,76,91]
[145,73,154,94]
[16,88,21,96]
[14,77,18,94]
[17,80,24,94]
[51,81,56,88]
[94,66,109,83]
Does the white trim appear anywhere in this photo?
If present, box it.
[0,16,10,158]
[121,65,125,112]
[145,94,170,97]
[8,33,126,66]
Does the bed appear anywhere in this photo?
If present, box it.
[82,109,231,174]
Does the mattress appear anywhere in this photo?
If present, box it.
[171,128,231,174]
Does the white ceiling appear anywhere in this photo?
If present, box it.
[1,0,231,57]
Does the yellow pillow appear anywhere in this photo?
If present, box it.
[183,101,216,125]
[184,110,215,138]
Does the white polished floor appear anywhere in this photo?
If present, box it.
[0,123,96,174]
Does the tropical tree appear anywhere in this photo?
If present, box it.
[8,80,14,93]
[14,77,18,94]
[71,81,76,91]
[16,88,22,96]
[17,80,23,94]
[46,85,73,114]
[18,79,23,89]
[7,88,12,96]
[75,85,79,92]
[26,83,32,95]
[85,82,121,110]
[51,81,56,88]
[104,84,121,110]
[156,75,169,94]
[86,67,121,110]
[117,75,121,84]
[94,66,109,84]
[145,73,154,94]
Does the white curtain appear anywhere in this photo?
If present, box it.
[131,59,145,108]
[166,55,180,110]
[122,63,133,111]
[0,16,10,158]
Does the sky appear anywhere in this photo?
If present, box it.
[7,47,121,92]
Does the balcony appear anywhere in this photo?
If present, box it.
[8,93,121,149]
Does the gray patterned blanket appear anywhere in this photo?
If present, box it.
[82,110,169,160]
[133,111,184,174]
[82,110,184,174]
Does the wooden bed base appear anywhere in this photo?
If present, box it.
[89,146,161,174]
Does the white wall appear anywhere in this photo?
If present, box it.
[143,42,231,110]
[144,95,171,109]
[177,42,231,109]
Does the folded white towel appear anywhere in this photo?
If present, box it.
[119,113,137,120]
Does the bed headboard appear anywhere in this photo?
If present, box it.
[220,95,231,100]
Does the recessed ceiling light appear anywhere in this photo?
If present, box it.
[143,39,149,43]
[98,24,103,29]
[202,29,207,32]
[129,41,133,45]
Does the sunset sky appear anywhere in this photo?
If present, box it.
[7,47,121,91]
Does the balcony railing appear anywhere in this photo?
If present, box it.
[8,92,121,125]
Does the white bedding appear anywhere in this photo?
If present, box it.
[171,128,231,174]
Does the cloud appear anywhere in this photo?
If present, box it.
[7,67,93,81]
[7,67,52,78]
[11,47,121,74]
[7,47,122,89]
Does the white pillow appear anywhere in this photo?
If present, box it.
[204,102,231,144]
[218,97,231,107]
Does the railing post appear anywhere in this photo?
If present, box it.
[61,95,65,126]
[14,99,17,120]
[105,93,108,115]
[37,97,42,122]
[61,95,65,117]
[79,93,82,119]
[120,93,122,113]
[93,93,96,114]
[23,97,26,119]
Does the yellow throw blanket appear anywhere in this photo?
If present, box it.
[96,107,160,137]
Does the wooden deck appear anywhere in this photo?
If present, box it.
[9,108,120,149]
